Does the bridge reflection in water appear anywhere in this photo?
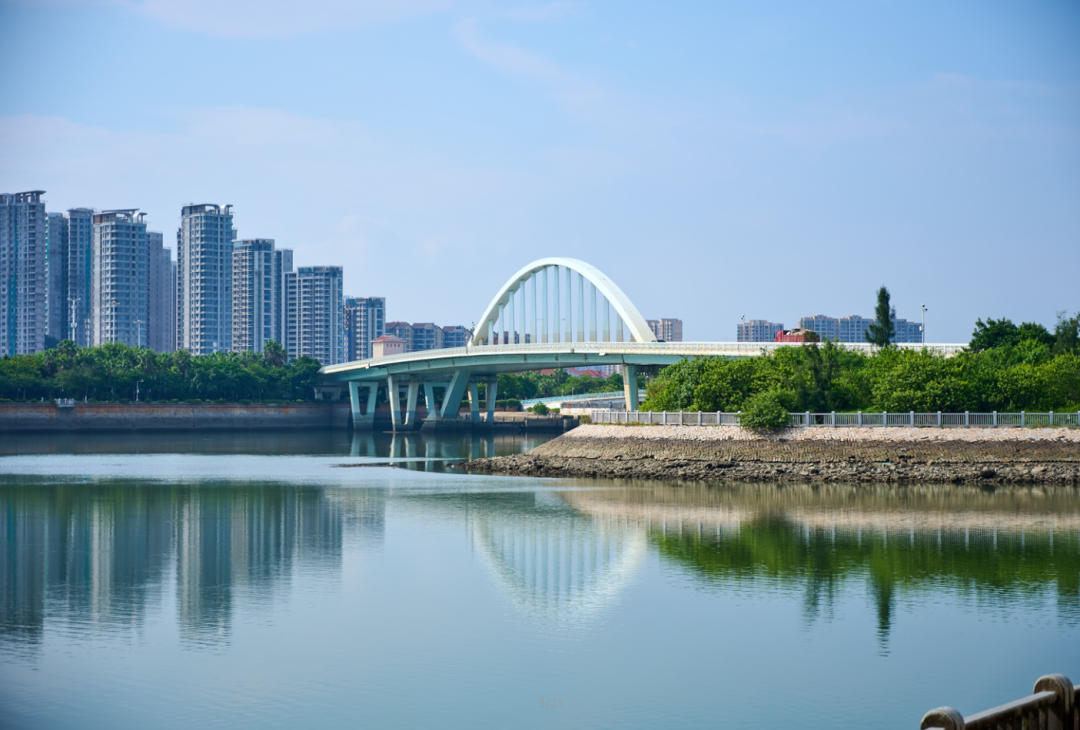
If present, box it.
[2,477,1076,655]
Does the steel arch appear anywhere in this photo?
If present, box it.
[470,257,656,345]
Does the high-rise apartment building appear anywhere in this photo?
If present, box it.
[647,318,683,342]
[46,212,68,346]
[177,203,235,354]
[798,314,923,344]
[232,239,292,354]
[736,319,784,342]
[285,265,344,365]
[1,191,49,355]
[65,208,94,345]
[148,234,175,352]
[344,296,385,361]
[91,209,152,347]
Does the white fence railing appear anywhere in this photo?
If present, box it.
[590,410,1080,428]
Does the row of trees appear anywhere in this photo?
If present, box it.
[494,370,627,401]
[643,313,1080,414]
[0,340,323,402]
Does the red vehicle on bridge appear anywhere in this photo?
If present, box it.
[774,328,821,343]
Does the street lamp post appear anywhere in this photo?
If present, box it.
[921,304,928,345]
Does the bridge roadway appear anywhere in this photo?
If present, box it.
[321,340,966,430]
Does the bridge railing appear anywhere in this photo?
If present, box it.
[590,410,1080,428]
[921,674,1076,730]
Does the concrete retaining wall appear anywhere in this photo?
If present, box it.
[0,402,350,432]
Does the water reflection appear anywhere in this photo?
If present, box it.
[563,483,1080,650]
[0,483,384,652]
[2,472,1078,659]
[348,431,557,469]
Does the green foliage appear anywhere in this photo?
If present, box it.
[528,402,551,415]
[495,370,629,401]
[0,342,325,402]
[1054,312,1080,356]
[865,286,896,347]
[970,317,1054,352]
[641,335,1080,415]
[738,390,792,431]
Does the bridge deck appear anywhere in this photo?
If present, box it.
[321,341,967,382]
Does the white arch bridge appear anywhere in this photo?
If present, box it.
[320,257,965,430]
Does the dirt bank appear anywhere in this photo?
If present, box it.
[462,424,1080,484]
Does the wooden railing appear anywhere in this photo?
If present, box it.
[921,674,1076,730]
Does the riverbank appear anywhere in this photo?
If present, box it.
[462,424,1080,484]
[0,402,349,431]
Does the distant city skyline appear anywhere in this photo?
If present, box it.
[2,1,1078,341]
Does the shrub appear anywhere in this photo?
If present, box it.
[186,399,202,404]
[739,390,791,431]
[529,402,551,415]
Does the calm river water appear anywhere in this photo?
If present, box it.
[1,431,1078,729]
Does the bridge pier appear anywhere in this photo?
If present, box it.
[623,365,639,411]
[486,377,498,423]
[404,380,421,428]
[469,381,481,422]
[349,381,380,430]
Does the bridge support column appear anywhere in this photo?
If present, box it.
[440,370,472,420]
[486,377,498,423]
[387,375,403,431]
[469,381,481,422]
[623,365,639,412]
[349,381,380,430]
[404,379,420,428]
[424,383,441,422]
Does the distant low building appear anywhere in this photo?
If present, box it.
[385,320,473,353]
[372,334,405,359]
[440,325,470,349]
[798,314,923,344]
[737,319,784,342]
[647,318,683,342]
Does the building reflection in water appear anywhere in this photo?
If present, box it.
[0,482,385,651]
[561,482,1080,651]
[3,474,1077,656]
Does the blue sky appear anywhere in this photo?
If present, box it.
[1,0,1077,342]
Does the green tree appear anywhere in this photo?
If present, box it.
[1053,312,1080,356]
[865,286,896,347]
[738,390,791,431]
[263,340,287,368]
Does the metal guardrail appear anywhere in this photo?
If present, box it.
[922,674,1076,730]
[590,410,1080,428]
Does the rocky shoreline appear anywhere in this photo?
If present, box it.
[462,424,1080,484]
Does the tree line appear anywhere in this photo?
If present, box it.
[643,312,1080,415]
[0,340,323,403]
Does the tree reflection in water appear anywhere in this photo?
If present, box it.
[562,482,1080,653]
